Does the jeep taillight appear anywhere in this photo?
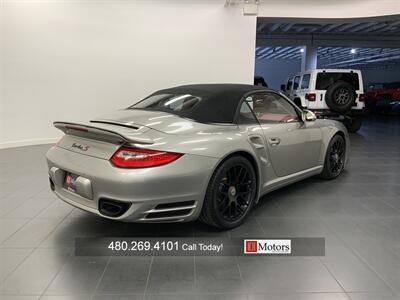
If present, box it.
[359,93,366,102]
[110,147,183,168]
[306,93,316,101]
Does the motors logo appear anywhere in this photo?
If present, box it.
[245,240,258,253]
[244,239,291,254]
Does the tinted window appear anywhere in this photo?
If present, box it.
[300,74,311,89]
[293,76,300,90]
[316,72,359,90]
[131,94,201,113]
[246,93,299,124]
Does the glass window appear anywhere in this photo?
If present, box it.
[238,99,258,124]
[300,74,311,89]
[246,93,299,124]
[293,76,300,90]
[316,72,359,90]
[130,94,201,113]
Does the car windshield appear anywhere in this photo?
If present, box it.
[129,94,202,113]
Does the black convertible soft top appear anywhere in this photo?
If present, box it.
[149,84,269,124]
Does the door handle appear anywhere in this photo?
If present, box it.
[268,137,281,146]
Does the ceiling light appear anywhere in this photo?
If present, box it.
[351,48,356,54]
[300,48,304,53]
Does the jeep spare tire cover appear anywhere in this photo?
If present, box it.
[325,81,356,113]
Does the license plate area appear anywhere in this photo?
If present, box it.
[64,172,78,193]
[63,172,93,200]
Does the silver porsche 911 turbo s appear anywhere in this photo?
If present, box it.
[46,84,349,229]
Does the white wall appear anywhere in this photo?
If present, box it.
[2,0,400,148]
[0,0,257,148]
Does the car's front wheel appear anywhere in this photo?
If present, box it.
[199,155,257,229]
[320,134,346,180]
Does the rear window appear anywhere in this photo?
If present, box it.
[300,74,311,89]
[316,72,359,90]
[130,94,202,113]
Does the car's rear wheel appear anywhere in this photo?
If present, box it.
[320,134,346,180]
[199,155,257,229]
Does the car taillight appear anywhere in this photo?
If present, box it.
[359,93,366,101]
[306,93,316,101]
[110,147,183,168]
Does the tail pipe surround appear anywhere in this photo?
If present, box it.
[99,198,131,218]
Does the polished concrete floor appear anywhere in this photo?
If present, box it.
[0,116,399,300]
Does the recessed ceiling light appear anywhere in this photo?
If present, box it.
[351,48,356,54]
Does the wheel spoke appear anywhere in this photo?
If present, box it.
[328,137,345,175]
[215,163,256,222]
[221,201,230,215]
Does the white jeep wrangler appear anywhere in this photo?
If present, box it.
[285,69,365,132]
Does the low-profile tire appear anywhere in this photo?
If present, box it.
[320,134,346,180]
[199,155,257,229]
[325,81,356,113]
[344,116,362,133]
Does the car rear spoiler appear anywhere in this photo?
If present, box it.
[53,121,154,144]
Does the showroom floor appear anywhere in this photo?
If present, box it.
[0,116,399,300]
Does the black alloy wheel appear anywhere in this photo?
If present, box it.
[200,156,257,229]
[320,134,346,179]
[217,165,254,222]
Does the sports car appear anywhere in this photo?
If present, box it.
[46,84,349,229]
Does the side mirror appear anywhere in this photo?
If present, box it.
[280,84,286,92]
[302,109,317,122]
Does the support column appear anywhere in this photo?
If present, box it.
[301,44,318,72]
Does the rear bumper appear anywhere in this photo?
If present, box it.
[46,146,218,222]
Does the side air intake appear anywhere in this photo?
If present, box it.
[144,200,196,220]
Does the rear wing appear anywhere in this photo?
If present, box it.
[53,121,154,144]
